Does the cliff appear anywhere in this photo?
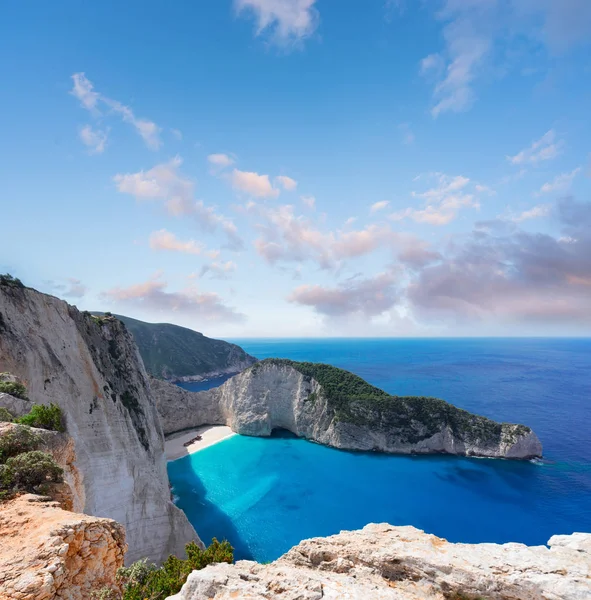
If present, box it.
[0,494,126,600]
[101,313,257,382]
[0,282,198,563]
[170,523,591,600]
[153,359,542,458]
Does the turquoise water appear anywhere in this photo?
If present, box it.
[168,338,591,562]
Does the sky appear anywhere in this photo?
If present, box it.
[1,0,590,338]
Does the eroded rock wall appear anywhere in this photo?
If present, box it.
[0,285,197,563]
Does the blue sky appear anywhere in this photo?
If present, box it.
[1,0,590,337]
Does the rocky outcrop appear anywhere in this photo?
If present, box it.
[153,361,542,459]
[0,284,198,563]
[0,494,126,600]
[170,523,591,600]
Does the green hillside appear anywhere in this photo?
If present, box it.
[96,313,256,381]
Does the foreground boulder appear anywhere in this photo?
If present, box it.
[169,523,590,600]
[0,494,126,600]
[154,360,542,459]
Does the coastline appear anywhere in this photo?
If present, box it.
[165,426,236,461]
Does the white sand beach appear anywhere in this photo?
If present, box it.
[165,425,236,461]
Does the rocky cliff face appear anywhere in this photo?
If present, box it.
[0,494,126,600]
[0,284,197,563]
[153,361,542,459]
[169,523,591,600]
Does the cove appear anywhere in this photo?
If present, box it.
[167,430,591,563]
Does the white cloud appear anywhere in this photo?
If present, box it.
[475,184,496,195]
[149,229,204,255]
[171,129,183,141]
[275,175,298,191]
[44,277,88,299]
[199,260,237,280]
[251,203,435,270]
[78,125,108,154]
[207,153,235,169]
[70,73,99,111]
[301,195,316,209]
[537,167,581,195]
[70,72,162,150]
[416,2,591,117]
[390,173,479,226]
[102,273,245,323]
[114,157,243,250]
[420,53,444,75]
[370,200,390,214]
[235,0,319,44]
[507,130,563,166]
[418,2,494,117]
[510,204,551,222]
[288,271,400,317]
[230,168,280,198]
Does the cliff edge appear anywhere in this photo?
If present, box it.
[170,523,590,600]
[0,494,126,600]
[0,281,197,563]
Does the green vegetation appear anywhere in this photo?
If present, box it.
[17,403,64,432]
[0,380,28,400]
[0,425,42,461]
[94,313,256,380]
[255,359,529,445]
[0,425,63,501]
[0,273,24,288]
[0,407,13,422]
[93,539,233,600]
[2,450,63,492]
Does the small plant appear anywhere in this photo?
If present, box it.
[117,539,233,600]
[0,425,42,462]
[17,403,64,432]
[90,588,119,600]
[2,450,63,493]
[0,381,28,400]
[0,407,13,422]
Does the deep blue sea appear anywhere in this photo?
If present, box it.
[168,338,591,562]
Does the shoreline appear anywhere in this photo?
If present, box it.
[165,425,236,461]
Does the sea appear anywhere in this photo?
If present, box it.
[167,338,591,562]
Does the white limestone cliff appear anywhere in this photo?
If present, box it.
[153,361,542,459]
[169,523,591,600]
[0,284,198,564]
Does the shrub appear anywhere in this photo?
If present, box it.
[0,381,28,400]
[17,403,64,432]
[118,539,233,600]
[3,450,63,492]
[0,425,42,462]
[0,407,13,422]
[0,274,24,288]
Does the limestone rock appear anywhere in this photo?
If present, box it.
[0,494,126,600]
[153,362,542,459]
[169,524,591,600]
[150,376,225,435]
[0,284,198,563]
